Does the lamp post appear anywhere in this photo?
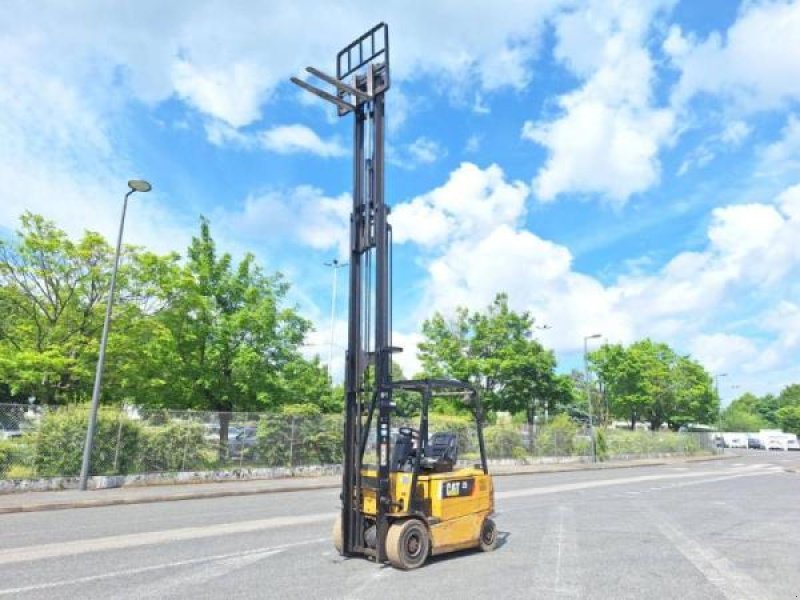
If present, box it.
[714,373,728,449]
[79,180,151,491]
[323,259,348,375]
[584,333,602,463]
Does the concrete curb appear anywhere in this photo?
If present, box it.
[0,482,339,515]
[0,453,730,515]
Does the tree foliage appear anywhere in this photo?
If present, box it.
[0,214,333,433]
[0,212,172,404]
[418,294,569,423]
[722,385,800,434]
[590,340,716,430]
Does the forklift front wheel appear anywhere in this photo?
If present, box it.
[386,519,430,570]
[479,518,497,552]
[333,514,343,555]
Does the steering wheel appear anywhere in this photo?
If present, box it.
[398,426,420,439]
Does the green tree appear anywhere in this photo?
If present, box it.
[721,406,767,432]
[776,405,800,435]
[151,218,326,454]
[590,340,716,430]
[0,213,165,405]
[418,294,563,428]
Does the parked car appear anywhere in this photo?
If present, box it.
[227,426,258,459]
[787,437,799,451]
[767,437,785,451]
[747,436,765,450]
[202,424,220,442]
[0,426,22,440]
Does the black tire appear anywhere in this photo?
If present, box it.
[479,517,497,552]
[333,513,343,555]
[386,519,430,570]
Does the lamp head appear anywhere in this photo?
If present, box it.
[128,180,152,193]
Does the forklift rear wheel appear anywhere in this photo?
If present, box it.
[479,518,497,552]
[333,514,343,554]
[386,519,430,570]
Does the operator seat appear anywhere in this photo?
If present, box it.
[391,430,415,471]
[421,432,458,473]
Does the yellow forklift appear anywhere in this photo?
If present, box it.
[292,24,497,569]
[334,379,497,569]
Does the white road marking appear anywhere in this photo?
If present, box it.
[552,506,579,598]
[0,538,327,596]
[648,508,769,600]
[497,465,776,501]
[0,512,335,566]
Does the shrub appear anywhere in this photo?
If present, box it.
[484,425,525,459]
[428,415,477,455]
[0,437,35,479]
[256,406,343,468]
[32,405,142,477]
[0,439,15,477]
[603,430,707,457]
[137,421,213,473]
[5,465,35,479]
[595,428,609,462]
[535,414,579,456]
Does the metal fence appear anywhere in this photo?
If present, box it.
[0,403,717,482]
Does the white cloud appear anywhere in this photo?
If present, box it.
[206,121,347,157]
[465,135,482,153]
[669,1,800,112]
[388,137,448,170]
[406,137,446,165]
[421,225,632,350]
[0,42,193,254]
[523,1,675,203]
[259,125,347,157]
[391,162,528,247]
[0,1,571,137]
[762,300,800,352]
[720,120,751,146]
[217,185,350,258]
[688,334,759,376]
[677,119,752,176]
[758,115,800,179]
[391,331,424,379]
[389,162,800,399]
[173,60,267,128]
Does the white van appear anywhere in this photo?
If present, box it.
[761,431,799,451]
[722,432,748,449]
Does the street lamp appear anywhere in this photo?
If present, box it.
[79,180,151,491]
[584,333,602,463]
[714,373,728,445]
[323,259,348,375]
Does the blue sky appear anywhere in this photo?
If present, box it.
[2,1,800,403]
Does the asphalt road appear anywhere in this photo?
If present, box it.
[0,452,797,600]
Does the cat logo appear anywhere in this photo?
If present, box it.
[442,479,474,498]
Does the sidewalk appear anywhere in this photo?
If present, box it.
[0,454,728,515]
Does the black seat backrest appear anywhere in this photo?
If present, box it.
[391,433,414,471]
[427,432,458,465]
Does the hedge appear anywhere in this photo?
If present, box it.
[31,405,142,477]
[483,425,526,459]
[137,421,213,473]
[256,406,342,467]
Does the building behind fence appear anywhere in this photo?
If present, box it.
[0,403,718,483]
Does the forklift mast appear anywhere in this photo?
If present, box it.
[291,23,394,562]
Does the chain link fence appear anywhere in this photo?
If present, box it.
[0,403,717,483]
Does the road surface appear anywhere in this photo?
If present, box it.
[0,452,797,599]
